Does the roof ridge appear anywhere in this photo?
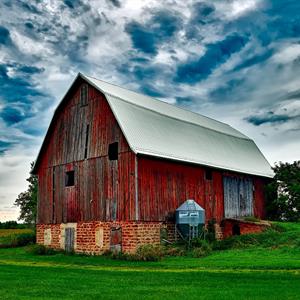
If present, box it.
[82,73,240,132]
[105,92,251,141]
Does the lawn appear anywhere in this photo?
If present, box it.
[0,223,299,300]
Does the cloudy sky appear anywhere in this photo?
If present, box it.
[0,0,300,221]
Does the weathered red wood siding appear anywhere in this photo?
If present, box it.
[36,82,136,224]
[253,177,267,219]
[137,156,224,222]
[137,156,265,222]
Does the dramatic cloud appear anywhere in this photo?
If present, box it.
[246,113,292,126]
[0,0,299,221]
[0,26,12,45]
[175,33,249,83]
[125,10,183,55]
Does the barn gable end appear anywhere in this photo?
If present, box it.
[36,78,137,225]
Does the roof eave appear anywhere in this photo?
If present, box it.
[135,149,274,178]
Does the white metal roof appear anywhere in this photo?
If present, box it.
[83,74,273,178]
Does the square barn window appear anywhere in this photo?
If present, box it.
[80,84,88,106]
[108,142,118,160]
[65,171,75,187]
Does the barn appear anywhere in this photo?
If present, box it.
[32,73,273,254]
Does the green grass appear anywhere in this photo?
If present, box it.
[0,223,299,299]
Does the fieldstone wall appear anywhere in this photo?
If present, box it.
[36,224,61,249]
[36,220,270,253]
[36,221,175,254]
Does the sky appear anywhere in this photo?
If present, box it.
[0,0,299,221]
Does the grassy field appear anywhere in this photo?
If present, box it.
[0,228,35,248]
[0,228,33,238]
[0,223,299,300]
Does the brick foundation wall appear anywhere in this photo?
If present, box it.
[36,224,61,249]
[36,221,175,255]
[36,219,271,254]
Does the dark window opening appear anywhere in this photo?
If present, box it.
[232,224,241,236]
[52,167,56,223]
[108,142,118,160]
[84,124,90,159]
[205,169,212,180]
[65,171,75,187]
[80,84,88,106]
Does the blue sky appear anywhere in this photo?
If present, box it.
[0,0,300,221]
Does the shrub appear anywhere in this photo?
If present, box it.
[191,241,212,258]
[110,252,139,261]
[164,246,186,257]
[13,233,36,247]
[0,232,35,248]
[109,244,165,261]
[27,244,59,255]
[135,244,164,261]
[206,219,216,242]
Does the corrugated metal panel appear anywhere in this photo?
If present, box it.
[84,74,247,139]
[82,74,273,178]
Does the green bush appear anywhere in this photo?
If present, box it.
[109,244,165,261]
[135,244,164,261]
[27,244,59,255]
[164,246,186,257]
[206,219,216,242]
[191,240,212,258]
[0,232,35,248]
[13,233,36,247]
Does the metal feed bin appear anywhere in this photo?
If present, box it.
[176,199,205,240]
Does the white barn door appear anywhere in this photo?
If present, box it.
[223,176,253,218]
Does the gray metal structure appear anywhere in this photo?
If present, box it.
[176,199,205,240]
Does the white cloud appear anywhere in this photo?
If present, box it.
[217,0,263,20]
[272,44,300,64]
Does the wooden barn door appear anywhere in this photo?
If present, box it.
[223,176,253,218]
[110,226,122,253]
[65,227,75,252]
[64,165,79,223]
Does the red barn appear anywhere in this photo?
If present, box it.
[32,73,273,254]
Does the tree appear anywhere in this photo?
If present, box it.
[14,162,38,225]
[266,161,300,222]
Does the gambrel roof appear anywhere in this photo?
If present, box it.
[32,73,273,177]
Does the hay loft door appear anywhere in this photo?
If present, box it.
[223,176,254,218]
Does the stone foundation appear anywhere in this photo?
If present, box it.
[214,223,224,240]
[222,219,270,239]
[36,219,270,254]
[36,221,175,255]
